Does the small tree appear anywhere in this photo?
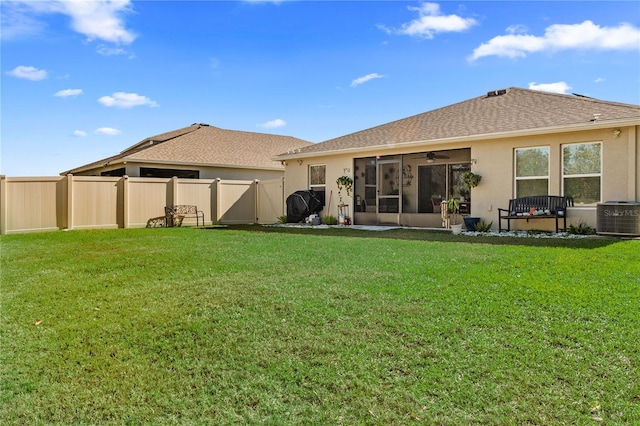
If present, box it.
[336,175,353,204]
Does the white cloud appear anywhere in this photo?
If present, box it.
[55,88,83,97]
[73,130,88,137]
[95,127,121,135]
[594,77,606,83]
[506,24,528,35]
[470,20,640,61]
[97,45,134,58]
[98,92,158,108]
[0,1,45,39]
[383,2,477,39]
[2,0,136,44]
[528,82,572,94]
[259,119,287,129]
[6,65,48,81]
[351,73,385,87]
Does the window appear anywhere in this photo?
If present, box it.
[515,147,549,197]
[562,142,601,205]
[140,167,199,179]
[101,168,125,177]
[309,164,326,205]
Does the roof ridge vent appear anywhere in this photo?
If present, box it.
[487,89,507,97]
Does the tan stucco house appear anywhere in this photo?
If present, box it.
[276,87,640,231]
[63,123,312,181]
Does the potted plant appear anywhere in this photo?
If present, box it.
[461,171,482,189]
[336,175,353,224]
[460,171,482,231]
[446,198,463,235]
[336,175,353,203]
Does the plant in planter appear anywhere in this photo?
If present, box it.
[336,175,353,204]
[446,198,463,234]
[461,171,482,189]
[460,171,482,230]
[336,175,353,224]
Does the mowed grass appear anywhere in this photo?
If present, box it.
[1,227,638,425]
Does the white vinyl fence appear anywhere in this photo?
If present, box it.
[0,175,285,235]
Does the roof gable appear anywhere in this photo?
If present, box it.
[126,124,311,168]
[64,123,312,174]
[120,124,201,155]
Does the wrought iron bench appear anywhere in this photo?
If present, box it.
[164,205,204,227]
[498,196,573,233]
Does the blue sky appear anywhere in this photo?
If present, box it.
[2,0,639,176]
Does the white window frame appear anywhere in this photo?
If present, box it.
[514,146,550,198]
[561,141,602,206]
[309,164,326,192]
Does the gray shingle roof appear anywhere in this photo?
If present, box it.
[280,87,640,157]
[64,124,313,174]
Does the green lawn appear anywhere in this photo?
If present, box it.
[1,227,638,425]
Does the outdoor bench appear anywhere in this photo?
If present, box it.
[165,205,204,227]
[498,195,573,233]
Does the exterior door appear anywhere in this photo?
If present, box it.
[377,159,401,224]
[418,165,447,213]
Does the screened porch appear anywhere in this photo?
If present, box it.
[352,149,473,227]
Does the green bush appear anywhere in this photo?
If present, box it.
[277,215,287,224]
[568,222,596,235]
[323,215,338,225]
[473,220,493,232]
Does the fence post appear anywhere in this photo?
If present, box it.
[122,175,129,229]
[0,175,7,235]
[254,179,259,223]
[66,174,74,230]
[172,176,179,206]
[215,178,221,224]
[280,176,285,218]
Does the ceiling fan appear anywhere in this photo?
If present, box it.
[426,152,449,162]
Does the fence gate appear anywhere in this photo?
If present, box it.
[256,177,285,224]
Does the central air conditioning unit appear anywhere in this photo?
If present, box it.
[596,201,640,236]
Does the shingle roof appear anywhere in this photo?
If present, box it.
[64,124,313,174]
[280,87,640,157]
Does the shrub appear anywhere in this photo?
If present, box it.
[568,222,596,235]
[473,220,493,232]
[277,215,288,224]
[323,215,338,225]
